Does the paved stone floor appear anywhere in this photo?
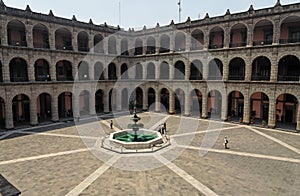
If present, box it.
[0,112,299,196]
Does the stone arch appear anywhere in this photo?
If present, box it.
[33,23,49,49]
[9,57,28,82]
[35,59,51,81]
[159,34,170,53]
[227,91,244,119]
[174,32,186,51]
[58,92,73,119]
[7,19,27,46]
[228,57,245,80]
[253,19,274,46]
[78,61,89,80]
[55,27,72,50]
[147,62,155,79]
[77,31,89,52]
[134,38,143,55]
[276,94,298,129]
[251,56,271,81]
[108,63,117,80]
[94,62,104,81]
[250,92,269,123]
[208,58,223,80]
[160,61,170,79]
[174,61,185,80]
[229,23,248,47]
[94,34,104,53]
[121,63,129,79]
[190,60,203,80]
[37,93,52,122]
[12,94,30,126]
[209,26,224,49]
[160,88,170,112]
[95,89,104,113]
[79,90,90,115]
[146,36,156,54]
[56,60,73,81]
[278,55,300,81]
[208,90,222,119]
[121,38,129,55]
[108,36,117,54]
[191,29,204,50]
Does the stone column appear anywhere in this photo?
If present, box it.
[170,34,175,53]
[273,18,280,45]
[89,90,96,115]
[142,62,147,80]
[296,105,300,132]
[201,90,208,118]
[73,94,80,119]
[26,24,33,48]
[72,58,79,80]
[155,91,160,112]
[247,24,253,47]
[186,35,191,52]
[28,53,35,82]
[2,55,10,82]
[50,54,57,81]
[221,93,228,121]
[185,60,191,81]
[89,34,94,53]
[222,58,229,81]
[270,57,278,83]
[184,92,191,116]
[202,58,208,81]
[155,62,160,80]
[30,96,38,126]
[268,99,276,128]
[143,89,148,111]
[245,57,252,82]
[1,19,8,46]
[116,63,121,80]
[169,63,174,80]
[89,59,94,81]
[203,29,209,50]
[5,97,14,129]
[49,26,56,50]
[72,30,78,52]
[104,91,110,113]
[223,27,230,49]
[169,92,175,114]
[243,96,250,124]
[51,95,59,122]
[116,90,122,111]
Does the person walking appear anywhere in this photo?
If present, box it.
[224,137,229,149]
[110,120,113,129]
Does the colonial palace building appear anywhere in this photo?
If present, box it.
[0,0,300,131]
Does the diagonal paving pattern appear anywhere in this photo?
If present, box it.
[0,112,299,195]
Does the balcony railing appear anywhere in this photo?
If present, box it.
[190,76,203,80]
[229,42,247,48]
[279,38,300,44]
[78,46,89,52]
[56,76,73,81]
[228,75,245,80]
[56,45,73,51]
[159,48,170,53]
[207,76,223,80]
[251,75,270,81]
[253,40,272,46]
[208,44,224,49]
[10,77,29,82]
[190,45,203,51]
[278,75,300,81]
[33,42,50,49]
[174,48,186,52]
[9,40,27,47]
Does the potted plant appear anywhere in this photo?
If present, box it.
[262,120,266,127]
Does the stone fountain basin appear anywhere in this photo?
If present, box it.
[109,129,163,150]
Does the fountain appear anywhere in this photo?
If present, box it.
[102,105,168,152]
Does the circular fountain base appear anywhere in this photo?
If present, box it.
[109,129,163,150]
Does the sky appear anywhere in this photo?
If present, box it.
[3,0,300,29]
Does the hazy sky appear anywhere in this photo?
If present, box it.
[3,0,300,29]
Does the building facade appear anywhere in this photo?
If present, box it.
[0,0,300,130]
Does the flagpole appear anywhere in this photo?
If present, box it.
[178,0,182,22]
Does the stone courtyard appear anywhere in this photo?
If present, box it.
[0,112,299,195]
